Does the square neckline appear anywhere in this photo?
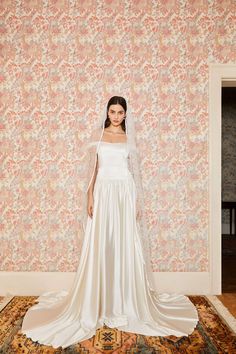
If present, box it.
[100,140,127,144]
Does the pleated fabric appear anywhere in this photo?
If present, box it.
[21,142,199,349]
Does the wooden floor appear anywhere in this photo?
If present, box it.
[217,293,236,318]
[219,237,236,319]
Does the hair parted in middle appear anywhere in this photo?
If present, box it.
[104,96,127,132]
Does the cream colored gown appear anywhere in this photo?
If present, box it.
[21,141,199,349]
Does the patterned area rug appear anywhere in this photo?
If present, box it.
[0,295,236,353]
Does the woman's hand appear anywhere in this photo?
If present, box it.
[136,209,141,220]
[87,194,94,218]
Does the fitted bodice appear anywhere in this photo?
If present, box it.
[97,141,131,180]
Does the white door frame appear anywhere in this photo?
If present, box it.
[209,64,236,294]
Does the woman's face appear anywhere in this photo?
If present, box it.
[108,104,125,127]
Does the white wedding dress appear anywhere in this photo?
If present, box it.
[21,141,199,349]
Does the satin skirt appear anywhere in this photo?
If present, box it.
[21,172,199,349]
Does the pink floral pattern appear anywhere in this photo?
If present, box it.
[1,0,235,272]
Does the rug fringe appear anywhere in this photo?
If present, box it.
[0,293,14,312]
[206,295,236,334]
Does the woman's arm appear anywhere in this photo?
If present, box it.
[87,154,98,197]
[87,154,98,218]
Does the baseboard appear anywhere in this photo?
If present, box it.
[206,295,236,334]
[0,271,214,296]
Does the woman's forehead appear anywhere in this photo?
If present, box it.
[109,104,124,111]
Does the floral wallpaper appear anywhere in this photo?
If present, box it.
[1,0,236,272]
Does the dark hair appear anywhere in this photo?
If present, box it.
[104,96,127,132]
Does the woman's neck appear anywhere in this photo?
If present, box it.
[105,127,125,135]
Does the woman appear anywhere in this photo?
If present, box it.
[21,96,199,349]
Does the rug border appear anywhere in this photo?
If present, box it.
[0,293,14,312]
